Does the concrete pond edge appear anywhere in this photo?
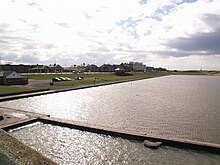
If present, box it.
[0,88,50,97]
[2,116,220,155]
[0,128,56,165]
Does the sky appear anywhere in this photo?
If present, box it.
[0,0,220,70]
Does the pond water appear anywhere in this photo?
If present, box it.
[9,122,220,165]
[1,75,220,144]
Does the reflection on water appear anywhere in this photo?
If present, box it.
[1,75,220,143]
[10,123,220,165]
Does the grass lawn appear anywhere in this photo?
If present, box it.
[34,72,170,87]
[26,72,170,80]
[0,86,47,96]
[23,71,220,88]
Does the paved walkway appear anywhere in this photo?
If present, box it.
[0,107,47,129]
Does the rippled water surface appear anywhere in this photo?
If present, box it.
[9,123,220,165]
[1,75,220,143]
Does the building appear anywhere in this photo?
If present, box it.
[120,63,132,72]
[29,65,50,73]
[63,66,77,72]
[99,64,115,72]
[64,64,86,73]
[0,64,30,73]
[129,62,146,72]
[146,67,155,72]
[0,64,65,73]
[0,71,28,85]
[85,64,99,72]
[48,64,64,73]
[155,67,167,72]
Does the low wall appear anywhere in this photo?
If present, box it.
[2,116,220,155]
[0,88,50,97]
[39,117,220,154]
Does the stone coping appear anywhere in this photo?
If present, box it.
[0,105,220,155]
[0,107,48,129]
[0,107,220,164]
[0,88,50,97]
[1,114,220,155]
[37,117,220,154]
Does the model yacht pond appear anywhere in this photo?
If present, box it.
[1,75,220,164]
[9,122,220,165]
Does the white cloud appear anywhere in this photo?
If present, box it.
[0,0,220,69]
[148,55,220,70]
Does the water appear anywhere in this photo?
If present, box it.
[2,75,220,164]
[9,123,220,165]
[1,75,220,144]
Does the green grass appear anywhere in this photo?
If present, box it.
[48,72,170,87]
[23,71,220,88]
[25,72,170,80]
[0,86,46,95]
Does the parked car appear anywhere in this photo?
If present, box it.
[58,77,67,81]
[65,77,71,81]
[75,76,84,80]
[52,77,61,82]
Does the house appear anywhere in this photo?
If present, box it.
[29,65,50,73]
[146,66,155,72]
[76,63,86,73]
[120,63,132,72]
[85,64,99,72]
[0,64,31,73]
[99,64,115,72]
[64,65,77,72]
[129,62,146,72]
[48,64,64,73]
[64,64,87,73]
[0,71,28,85]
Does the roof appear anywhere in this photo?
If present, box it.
[0,71,27,79]
[30,65,48,70]
[0,71,13,77]
[48,64,63,69]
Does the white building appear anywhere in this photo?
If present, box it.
[129,62,146,72]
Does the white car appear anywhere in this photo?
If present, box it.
[52,77,61,82]
[58,77,67,81]
[65,77,71,81]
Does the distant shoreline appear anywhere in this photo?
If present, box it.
[0,71,219,101]
[0,75,165,102]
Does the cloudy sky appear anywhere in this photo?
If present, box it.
[0,0,220,70]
